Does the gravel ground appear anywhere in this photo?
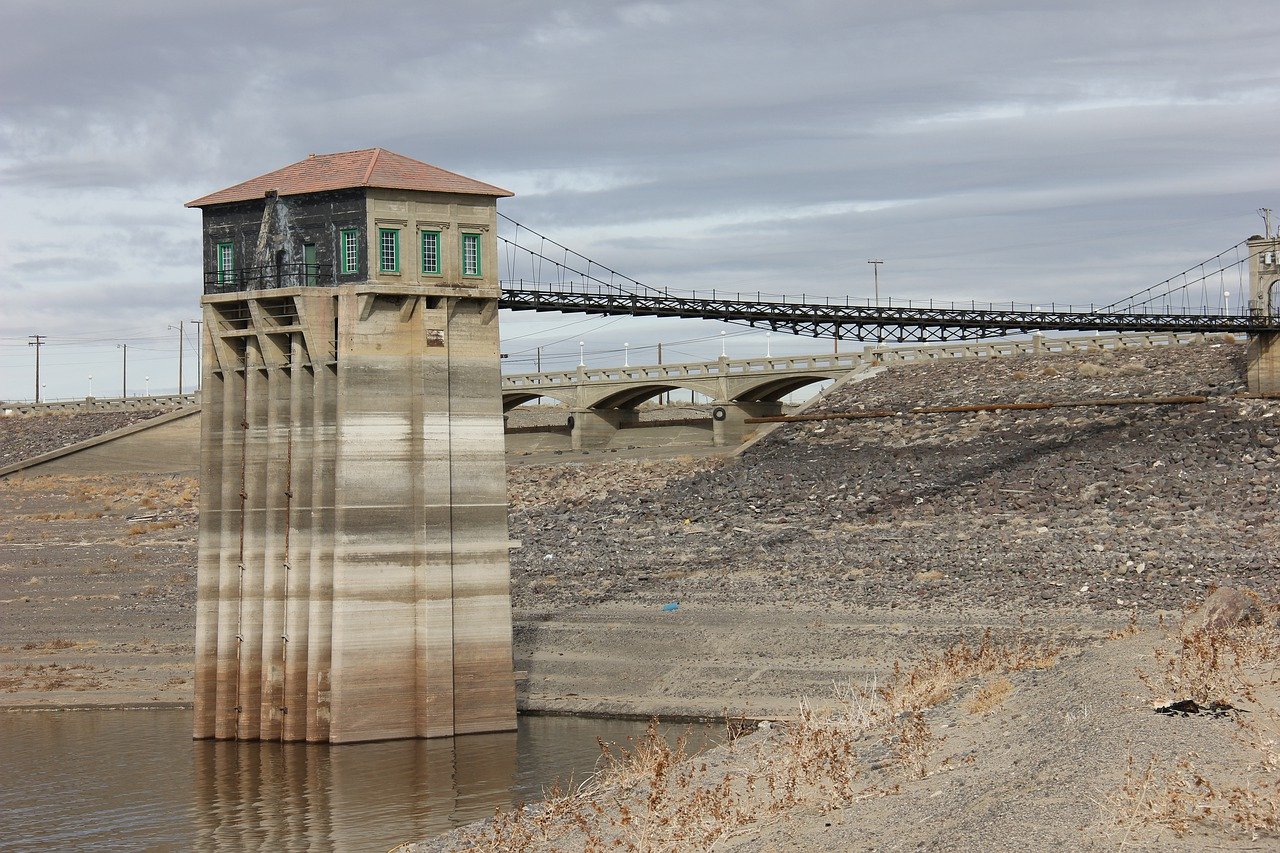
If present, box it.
[0,411,166,467]
[508,339,1279,615]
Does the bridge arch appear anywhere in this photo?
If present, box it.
[1269,279,1280,316]
[586,379,727,409]
[587,382,716,410]
[502,390,575,411]
[727,372,839,403]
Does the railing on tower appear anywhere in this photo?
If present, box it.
[203,263,331,295]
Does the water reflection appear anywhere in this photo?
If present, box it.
[188,722,514,845]
[191,729,517,851]
[0,710,666,851]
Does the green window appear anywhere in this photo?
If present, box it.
[303,243,317,286]
[379,228,399,273]
[216,241,234,286]
[462,233,481,277]
[421,231,440,275]
[339,228,359,274]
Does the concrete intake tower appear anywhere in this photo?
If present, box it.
[188,149,517,743]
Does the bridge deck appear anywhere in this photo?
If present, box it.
[500,286,1273,342]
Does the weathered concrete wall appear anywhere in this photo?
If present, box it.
[195,279,515,742]
[1246,235,1280,393]
[8,409,201,476]
[202,189,367,286]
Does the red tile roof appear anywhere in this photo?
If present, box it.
[186,148,514,207]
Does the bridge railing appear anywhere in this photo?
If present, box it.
[500,279,1252,317]
[500,331,1224,389]
[502,352,867,389]
[1,393,200,416]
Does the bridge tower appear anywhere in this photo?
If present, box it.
[1246,227,1280,393]
[188,149,517,742]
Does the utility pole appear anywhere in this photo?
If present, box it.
[190,319,203,392]
[535,346,541,372]
[657,342,665,404]
[169,321,184,395]
[117,344,128,398]
[867,259,884,344]
[28,335,45,403]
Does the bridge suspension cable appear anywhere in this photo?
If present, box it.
[498,213,664,298]
[496,217,1276,341]
[1100,239,1255,315]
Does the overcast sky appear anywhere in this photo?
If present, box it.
[3,0,1280,400]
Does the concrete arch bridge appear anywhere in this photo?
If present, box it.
[498,331,1212,450]
[502,351,865,449]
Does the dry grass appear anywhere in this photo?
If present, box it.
[126,519,183,536]
[449,632,1062,852]
[20,509,104,521]
[1137,611,1279,708]
[1113,596,1280,842]
[20,638,80,651]
[965,676,1013,715]
[0,662,105,692]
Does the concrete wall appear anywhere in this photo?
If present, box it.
[366,189,499,290]
[195,276,515,740]
[20,411,201,476]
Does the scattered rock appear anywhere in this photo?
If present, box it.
[1186,586,1266,632]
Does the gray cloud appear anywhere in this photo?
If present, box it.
[3,0,1280,398]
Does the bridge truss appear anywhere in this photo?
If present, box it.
[496,215,1278,343]
[498,284,1273,343]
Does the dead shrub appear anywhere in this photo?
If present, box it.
[1114,598,1280,841]
[453,633,1062,851]
[966,676,1013,714]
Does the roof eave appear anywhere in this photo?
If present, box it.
[186,182,514,208]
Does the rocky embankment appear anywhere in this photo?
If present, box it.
[0,411,164,468]
[508,339,1277,614]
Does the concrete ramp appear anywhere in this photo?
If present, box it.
[0,408,201,478]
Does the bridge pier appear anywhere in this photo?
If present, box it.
[712,401,784,446]
[570,408,639,449]
[1247,333,1280,394]
[1245,234,1280,394]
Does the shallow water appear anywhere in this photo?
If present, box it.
[0,710,677,852]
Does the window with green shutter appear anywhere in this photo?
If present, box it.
[216,241,234,286]
[421,231,440,275]
[462,233,481,277]
[379,228,399,273]
[339,228,359,275]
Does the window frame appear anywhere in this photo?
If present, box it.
[216,241,234,286]
[339,228,359,275]
[461,232,482,277]
[378,227,400,274]
[420,230,441,276]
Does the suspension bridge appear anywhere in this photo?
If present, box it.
[495,215,1280,343]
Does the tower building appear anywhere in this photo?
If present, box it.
[188,148,516,742]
